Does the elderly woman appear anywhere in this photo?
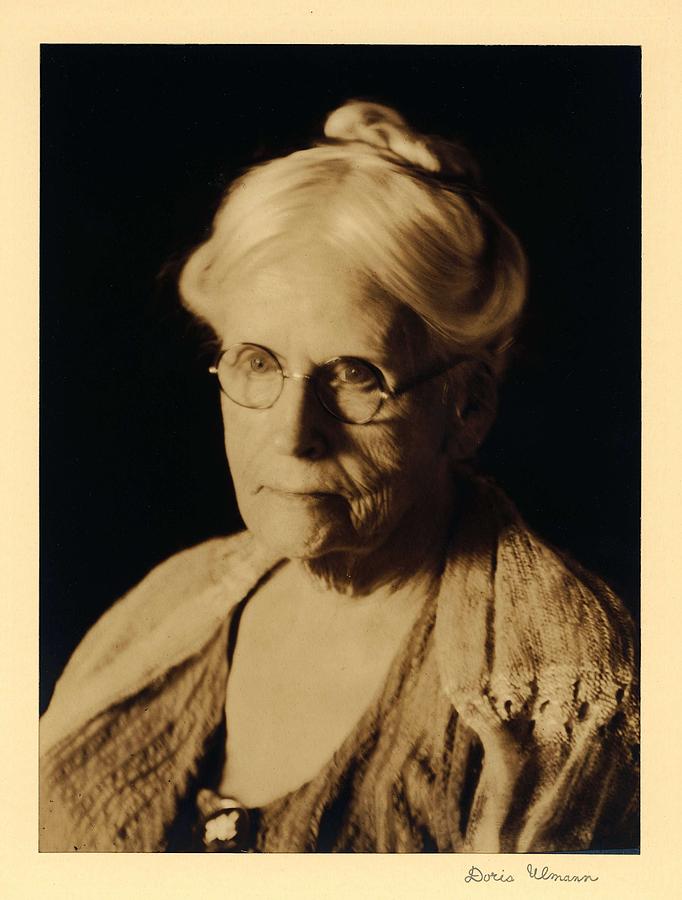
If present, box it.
[40,101,638,853]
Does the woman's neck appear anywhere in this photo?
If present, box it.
[296,464,456,602]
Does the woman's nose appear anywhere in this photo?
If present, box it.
[272,376,329,460]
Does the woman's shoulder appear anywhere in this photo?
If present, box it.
[435,476,638,742]
[434,476,638,850]
[52,532,253,683]
[41,531,278,753]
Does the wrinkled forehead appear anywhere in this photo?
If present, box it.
[212,241,429,369]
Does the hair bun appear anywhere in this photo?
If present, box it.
[324,101,442,173]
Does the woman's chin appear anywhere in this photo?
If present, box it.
[243,510,350,561]
[252,527,346,561]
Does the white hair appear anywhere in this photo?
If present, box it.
[179,101,527,374]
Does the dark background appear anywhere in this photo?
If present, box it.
[40,45,641,714]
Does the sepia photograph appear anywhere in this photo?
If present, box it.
[39,44,640,854]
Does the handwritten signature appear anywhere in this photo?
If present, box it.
[464,864,599,884]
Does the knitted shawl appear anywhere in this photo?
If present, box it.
[40,477,638,852]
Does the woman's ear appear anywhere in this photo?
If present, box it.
[443,361,498,461]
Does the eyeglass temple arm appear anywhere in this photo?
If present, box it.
[392,354,487,397]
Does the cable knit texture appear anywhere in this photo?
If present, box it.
[40,477,638,852]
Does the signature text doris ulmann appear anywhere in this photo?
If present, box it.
[464,864,599,884]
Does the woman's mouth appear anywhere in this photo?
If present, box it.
[261,486,338,500]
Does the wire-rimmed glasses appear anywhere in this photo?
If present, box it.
[209,343,392,424]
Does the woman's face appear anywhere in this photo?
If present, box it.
[215,242,450,561]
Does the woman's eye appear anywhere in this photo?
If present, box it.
[238,349,277,375]
[339,363,374,385]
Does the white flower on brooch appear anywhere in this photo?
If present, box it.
[205,810,240,844]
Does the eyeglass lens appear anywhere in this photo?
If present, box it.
[216,344,385,424]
